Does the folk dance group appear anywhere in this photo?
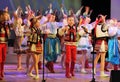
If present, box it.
[0,4,120,80]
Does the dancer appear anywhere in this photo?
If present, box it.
[93,14,109,77]
[27,17,42,80]
[44,13,62,73]
[76,6,93,69]
[12,7,24,70]
[57,3,68,22]
[77,15,93,73]
[106,18,120,70]
[45,3,53,15]
[0,10,10,80]
[59,15,79,78]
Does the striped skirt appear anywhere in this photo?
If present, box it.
[29,42,42,54]
[94,39,108,52]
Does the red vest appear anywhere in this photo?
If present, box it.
[64,26,77,42]
[0,23,9,43]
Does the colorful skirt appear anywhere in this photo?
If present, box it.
[44,37,61,62]
[14,36,25,54]
[94,39,108,52]
[29,42,42,54]
[77,36,91,51]
[106,37,120,65]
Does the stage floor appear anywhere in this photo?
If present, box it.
[3,47,111,82]
[1,63,110,82]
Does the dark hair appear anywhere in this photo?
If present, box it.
[67,15,74,18]
[0,10,8,15]
[30,18,38,27]
[0,10,9,22]
[36,9,42,16]
[50,13,55,16]
[97,14,103,20]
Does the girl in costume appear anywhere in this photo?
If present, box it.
[93,14,109,77]
[106,18,120,70]
[77,16,93,73]
[12,7,24,70]
[27,17,42,80]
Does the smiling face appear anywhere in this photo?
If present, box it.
[67,16,75,26]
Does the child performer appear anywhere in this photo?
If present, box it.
[0,10,10,80]
[44,13,62,73]
[27,17,42,80]
[106,19,120,70]
[59,15,78,78]
[77,6,93,69]
[93,14,109,77]
[12,9,24,70]
[77,15,93,73]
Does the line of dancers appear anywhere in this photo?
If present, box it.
[0,4,120,80]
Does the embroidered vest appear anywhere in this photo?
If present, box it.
[64,25,77,42]
[0,23,9,43]
[28,27,42,44]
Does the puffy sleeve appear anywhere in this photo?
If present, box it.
[108,27,118,36]
[78,26,86,36]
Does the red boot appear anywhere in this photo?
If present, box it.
[50,62,55,73]
[114,65,118,70]
[1,63,4,78]
[45,62,55,73]
[38,61,42,69]
[45,62,51,72]
[0,63,3,80]
[85,59,91,69]
[104,62,109,72]
[70,62,75,76]
[65,63,71,78]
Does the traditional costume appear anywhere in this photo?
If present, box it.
[0,10,10,80]
[106,20,120,70]
[44,21,62,73]
[93,15,109,77]
[63,25,78,78]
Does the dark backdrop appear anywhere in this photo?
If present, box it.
[82,0,110,22]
